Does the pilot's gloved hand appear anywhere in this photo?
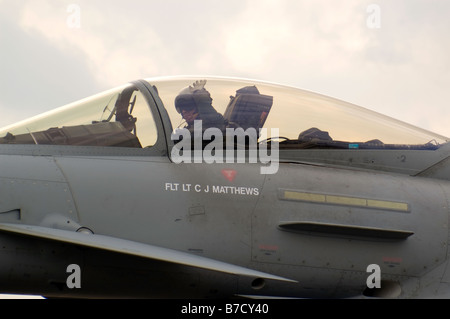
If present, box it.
[189,80,207,94]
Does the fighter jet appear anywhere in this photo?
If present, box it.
[0,76,449,298]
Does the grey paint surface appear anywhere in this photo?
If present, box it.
[0,77,449,298]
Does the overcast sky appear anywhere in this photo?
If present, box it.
[0,0,449,138]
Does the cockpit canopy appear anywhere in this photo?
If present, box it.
[0,76,447,152]
[0,83,158,149]
[152,77,449,150]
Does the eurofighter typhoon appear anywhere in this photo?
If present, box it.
[0,76,449,298]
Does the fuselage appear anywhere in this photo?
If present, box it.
[0,77,449,298]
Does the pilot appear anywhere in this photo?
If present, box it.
[174,80,226,132]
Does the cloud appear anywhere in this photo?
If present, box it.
[221,0,292,72]
[18,1,176,87]
[0,0,448,137]
[216,0,450,137]
[0,4,99,126]
[221,1,369,75]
